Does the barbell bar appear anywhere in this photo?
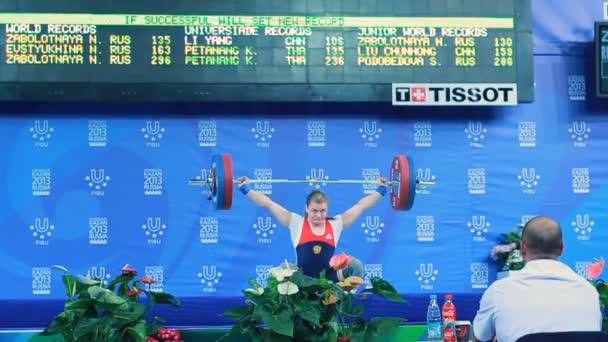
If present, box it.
[189,178,435,186]
[190,153,435,211]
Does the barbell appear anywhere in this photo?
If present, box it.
[189,153,435,210]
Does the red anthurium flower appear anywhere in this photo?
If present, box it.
[587,257,605,280]
[121,264,137,275]
[127,288,143,296]
[329,252,352,271]
[141,275,156,284]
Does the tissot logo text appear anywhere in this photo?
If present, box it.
[393,83,517,106]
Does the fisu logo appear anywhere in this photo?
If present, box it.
[29,120,54,147]
[193,169,212,198]
[470,263,489,289]
[253,216,276,244]
[307,168,329,189]
[32,267,51,295]
[196,169,212,199]
[252,120,274,147]
[468,215,490,241]
[86,168,110,195]
[142,120,165,147]
[359,120,382,147]
[571,214,594,241]
[362,215,384,243]
[255,265,273,287]
[465,121,486,146]
[416,168,436,195]
[416,263,439,290]
[87,267,112,286]
[142,217,167,244]
[307,121,326,147]
[198,265,222,292]
[88,120,107,147]
[572,168,590,194]
[413,121,432,147]
[518,168,540,194]
[569,121,591,147]
[30,218,54,245]
[364,264,383,289]
[198,120,217,147]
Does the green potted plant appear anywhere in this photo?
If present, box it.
[222,257,406,342]
[40,264,181,342]
[491,225,525,278]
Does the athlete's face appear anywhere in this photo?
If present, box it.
[306,201,328,227]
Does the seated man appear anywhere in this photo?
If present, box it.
[473,216,602,342]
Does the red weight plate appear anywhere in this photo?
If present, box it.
[221,153,234,209]
[390,155,415,210]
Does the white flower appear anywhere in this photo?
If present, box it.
[270,260,298,281]
[277,281,299,295]
[244,287,264,296]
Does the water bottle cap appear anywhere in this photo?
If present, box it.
[445,294,453,300]
[430,294,437,300]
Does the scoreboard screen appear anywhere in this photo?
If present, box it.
[597,22,608,97]
[0,0,533,102]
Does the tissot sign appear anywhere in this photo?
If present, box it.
[392,83,517,106]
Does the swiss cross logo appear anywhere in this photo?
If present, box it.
[412,87,426,102]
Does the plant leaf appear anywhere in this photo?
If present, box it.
[290,271,331,291]
[78,275,102,286]
[253,303,294,337]
[295,298,322,326]
[248,277,263,289]
[52,265,69,273]
[61,274,81,297]
[125,319,147,342]
[73,317,113,340]
[87,285,127,309]
[107,273,136,291]
[113,302,146,322]
[363,317,403,341]
[224,305,252,320]
[148,291,181,307]
[362,278,406,303]
[146,323,161,336]
[65,298,93,311]
[40,317,69,336]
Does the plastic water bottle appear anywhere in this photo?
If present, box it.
[427,294,442,341]
[442,294,457,342]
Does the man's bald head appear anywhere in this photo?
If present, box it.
[522,216,563,260]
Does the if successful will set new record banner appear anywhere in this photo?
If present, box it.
[392,83,518,106]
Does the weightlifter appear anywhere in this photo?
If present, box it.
[237,175,388,282]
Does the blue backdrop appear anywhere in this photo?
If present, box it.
[1,0,607,328]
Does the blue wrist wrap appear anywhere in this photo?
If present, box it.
[240,183,252,195]
[376,186,387,197]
